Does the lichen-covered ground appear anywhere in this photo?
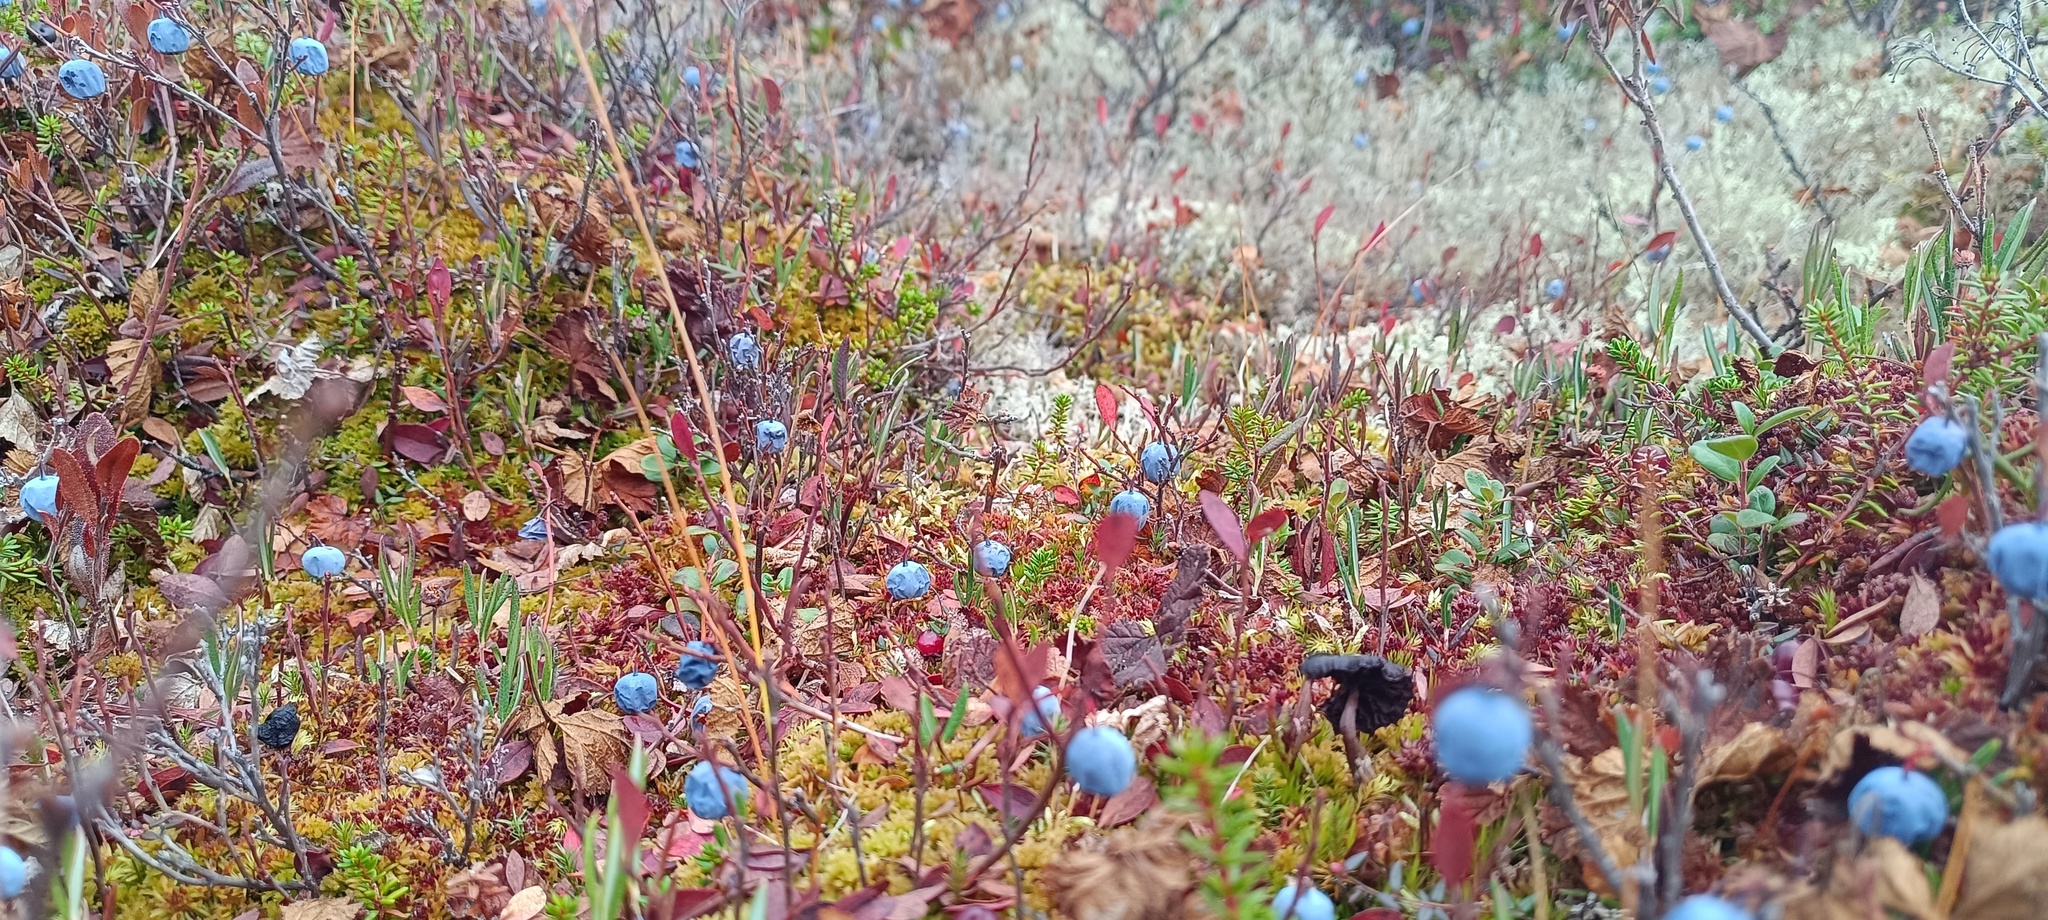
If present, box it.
[2,0,2048,917]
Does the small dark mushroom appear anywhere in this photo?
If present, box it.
[256,705,301,750]
[1301,654,1415,769]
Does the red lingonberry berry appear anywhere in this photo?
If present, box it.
[916,629,944,657]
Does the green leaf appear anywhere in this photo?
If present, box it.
[918,693,936,748]
[1736,508,1777,529]
[1757,407,1813,435]
[1689,441,1745,482]
[1732,402,1756,434]
[1751,454,1782,482]
[1700,434,1759,463]
[1771,511,1810,532]
[942,687,969,743]
[1747,486,1777,515]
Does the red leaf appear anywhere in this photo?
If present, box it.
[1527,232,1543,258]
[1924,341,1956,388]
[1361,220,1390,253]
[1644,230,1677,255]
[1938,493,1970,540]
[401,385,449,413]
[1245,507,1289,547]
[426,258,451,312]
[1153,112,1169,137]
[1200,490,1247,562]
[1096,96,1108,124]
[1094,383,1118,433]
[1091,511,1140,571]
[668,409,700,463]
[387,423,447,464]
[1097,777,1157,828]
[760,77,782,115]
[611,766,652,845]
[1051,485,1082,507]
[1431,782,1482,893]
[1313,204,1336,239]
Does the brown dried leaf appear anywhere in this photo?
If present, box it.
[1900,574,1941,638]
[1953,814,2048,919]
[1400,388,1489,451]
[280,899,364,920]
[1428,438,1501,491]
[105,337,158,426]
[555,708,629,792]
[1099,619,1165,688]
[1042,817,1214,920]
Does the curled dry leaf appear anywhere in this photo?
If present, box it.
[279,898,364,920]
[1042,816,1215,920]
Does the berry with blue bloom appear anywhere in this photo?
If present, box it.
[1431,687,1533,784]
[519,516,550,541]
[675,640,721,690]
[1401,17,1421,36]
[1108,489,1151,528]
[1664,895,1753,920]
[1545,278,1566,298]
[1989,521,2048,600]
[1555,22,1576,40]
[755,419,787,454]
[728,332,760,369]
[0,49,21,81]
[148,17,192,54]
[1684,135,1704,151]
[1645,61,1662,75]
[675,139,700,170]
[1848,766,1949,844]
[0,845,26,899]
[1019,685,1061,735]
[973,539,1012,577]
[287,37,328,75]
[1271,882,1336,920]
[1581,117,1599,131]
[685,760,750,819]
[301,545,347,579]
[683,65,701,89]
[1715,104,1735,122]
[1140,442,1179,483]
[887,560,932,600]
[19,474,57,522]
[1904,416,1969,476]
[1352,133,1370,149]
[1064,725,1136,796]
[58,59,107,99]
[1009,55,1023,72]
[1650,76,1671,94]
[613,672,659,714]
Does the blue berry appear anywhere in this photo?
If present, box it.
[19,474,57,522]
[0,844,26,898]
[1545,278,1566,298]
[1431,687,1532,784]
[1009,54,1023,72]
[1271,882,1336,920]
[519,516,550,541]
[1400,17,1422,36]
[1684,134,1704,151]
[973,539,1013,577]
[1989,522,2048,600]
[1064,725,1136,796]
[1351,133,1370,149]
[1848,766,1948,844]
[728,332,760,369]
[57,59,106,99]
[675,139,700,170]
[1409,278,1433,302]
[1581,117,1599,131]
[1664,895,1753,920]
[755,419,787,454]
[147,17,191,54]
[613,672,659,713]
[301,546,347,579]
[675,640,721,690]
[0,49,20,81]
[1019,685,1061,735]
[528,0,549,15]
[1714,105,1735,123]
[684,760,749,819]
[995,2,1012,19]
[1140,442,1180,484]
[690,695,714,723]
[1352,68,1368,87]
[1905,416,1969,476]
[1645,61,1662,75]
[887,560,932,600]
[871,14,887,30]
[287,37,328,75]
[1650,76,1672,94]
[1555,23,1576,40]
[683,65,701,89]
[1108,490,1151,528]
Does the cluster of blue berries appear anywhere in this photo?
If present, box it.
[41,33,330,101]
